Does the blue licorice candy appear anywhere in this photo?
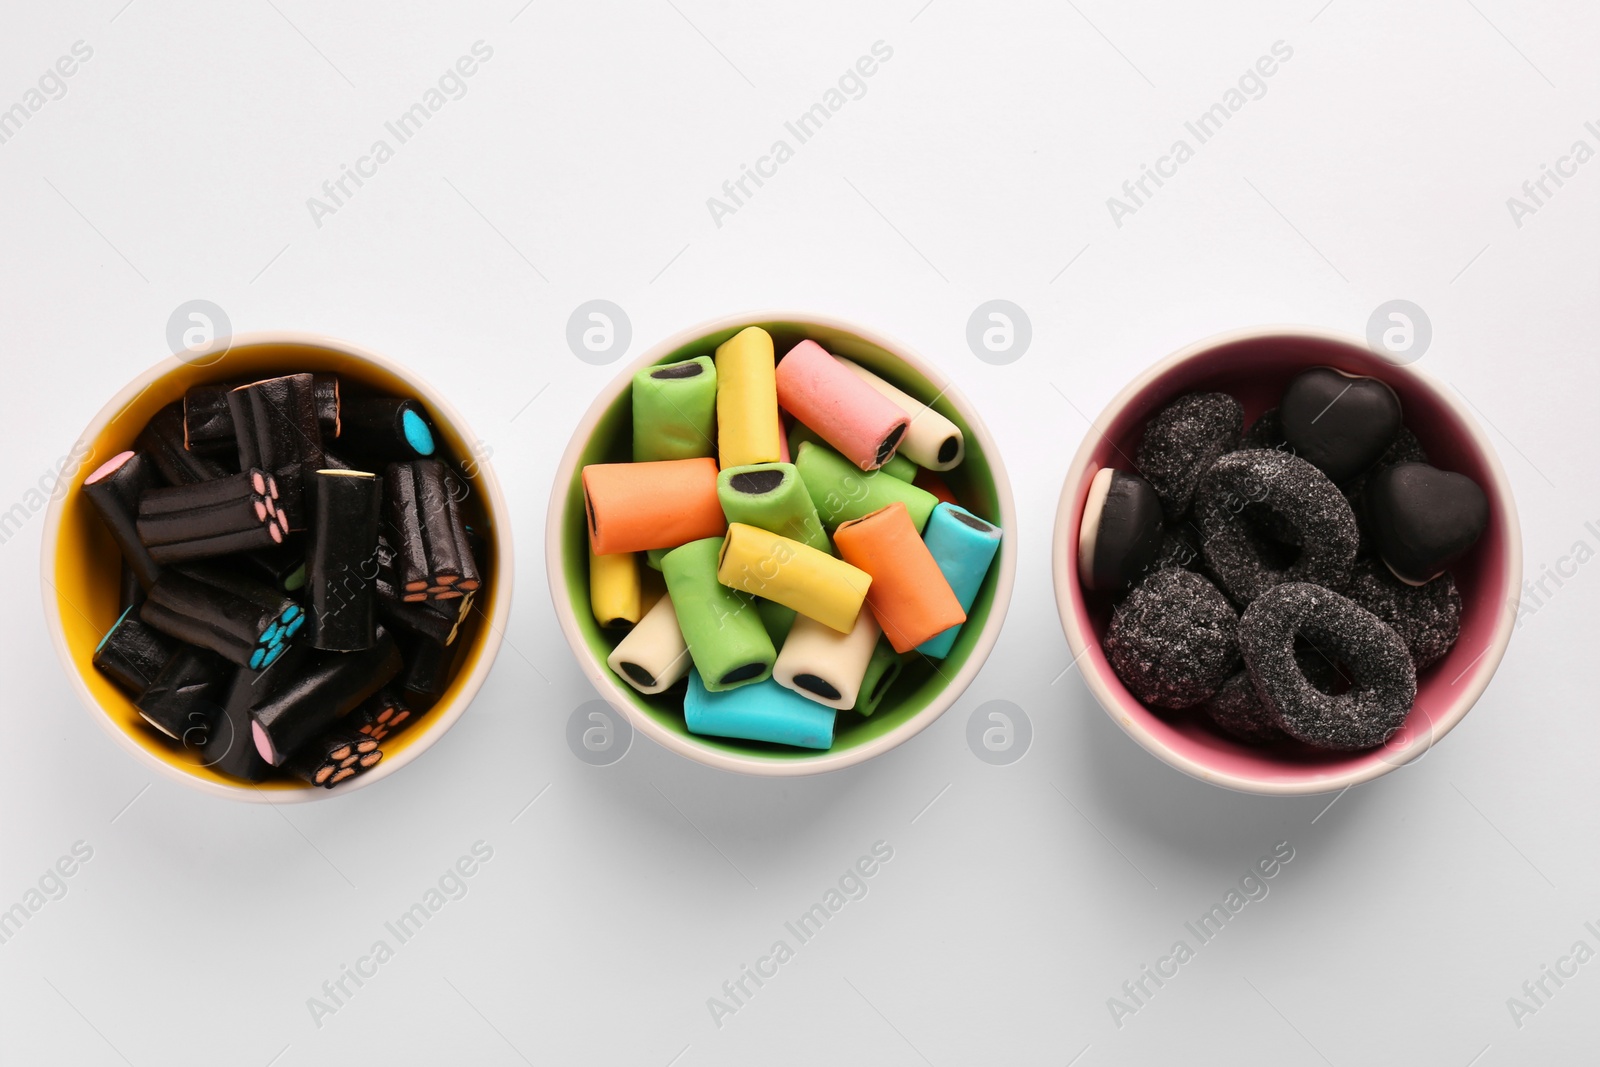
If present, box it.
[683,670,835,750]
[916,503,1002,659]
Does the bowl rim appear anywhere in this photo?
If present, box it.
[39,329,514,803]
[1050,324,1523,796]
[545,310,1018,776]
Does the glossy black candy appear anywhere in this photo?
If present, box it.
[1279,368,1402,483]
[1078,468,1165,592]
[1362,462,1488,585]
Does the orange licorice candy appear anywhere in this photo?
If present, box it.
[832,502,966,653]
[583,458,726,555]
[913,467,958,506]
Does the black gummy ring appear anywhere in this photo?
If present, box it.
[1238,582,1416,751]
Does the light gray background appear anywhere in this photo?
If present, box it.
[2,2,1596,1064]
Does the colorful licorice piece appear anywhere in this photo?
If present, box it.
[384,459,480,601]
[916,503,1002,659]
[755,598,796,647]
[775,340,909,471]
[912,467,957,506]
[785,396,915,482]
[203,662,281,781]
[589,549,642,628]
[1078,468,1164,593]
[134,644,230,742]
[879,452,917,482]
[632,356,718,462]
[714,326,781,469]
[716,462,829,554]
[661,538,774,691]
[833,502,966,654]
[83,450,163,589]
[794,441,937,532]
[338,396,437,460]
[715,523,870,634]
[773,609,881,710]
[185,373,339,454]
[93,606,176,695]
[606,592,692,695]
[854,639,903,716]
[286,726,382,787]
[228,374,326,529]
[837,358,965,471]
[137,402,231,486]
[136,468,287,563]
[305,469,382,651]
[355,688,416,743]
[582,457,725,555]
[140,564,300,668]
[683,670,835,750]
[249,629,401,765]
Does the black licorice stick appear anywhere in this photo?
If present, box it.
[383,460,480,600]
[228,374,325,531]
[136,403,232,485]
[118,560,144,612]
[82,451,163,589]
[135,645,230,742]
[285,726,381,787]
[339,397,437,461]
[354,687,415,743]
[249,629,401,765]
[306,469,382,651]
[141,565,298,668]
[184,373,339,454]
[93,607,176,695]
[245,540,307,593]
[137,469,287,563]
[397,628,457,697]
[202,656,304,782]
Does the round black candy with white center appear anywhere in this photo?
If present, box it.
[1135,392,1243,517]
[1279,367,1403,483]
[1196,449,1359,605]
[1362,461,1489,585]
[1343,557,1462,670]
[1104,569,1239,709]
[1078,468,1165,592]
[1239,582,1416,751]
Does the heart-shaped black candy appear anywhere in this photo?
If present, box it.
[1280,367,1403,483]
[1362,462,1489,585]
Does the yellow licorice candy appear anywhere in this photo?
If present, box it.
[715,523,870,634]
[589,549,641,628]
[714,326,780,469]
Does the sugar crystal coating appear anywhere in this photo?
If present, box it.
[1135,392,1243,517]
[1105,569,1239,709]
[1342,557,1461,670]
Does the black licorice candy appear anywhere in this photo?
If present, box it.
[136,469,287,563]
[228,374,325,530]
[354,687,415,743]
[338,397,437,460]
[119,559,144,612]
[82,451,163,589]
[384,460,479,601]
[141,564,302,669]
[135,644,230,742]
[285,726,382,787]
[202,658,301,782]
[306,469,383,651]
[136,402,232,485]
[93,607,176,695]
[185,373,339,455]
[248,628,402,765]
[396,629,457,697]
[245,541,307,594]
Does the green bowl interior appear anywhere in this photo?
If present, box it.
[561,321,1003,761]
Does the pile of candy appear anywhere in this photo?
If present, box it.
[1078,367,1488,751]
[87,372,486,787]
[585,328,1002,750]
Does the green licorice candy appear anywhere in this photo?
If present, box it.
[793,441,938,532]
[853,639,905,716]
[632,357,717,462]
[880,452,917,482]
[660,538,774,692]
[755,598,796,648]
[645,547,668,572]
[716,463,830,554]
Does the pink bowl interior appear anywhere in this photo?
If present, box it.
[1064,333,1517,789]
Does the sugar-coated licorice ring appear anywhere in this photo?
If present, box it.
[1238,582,1416,751]
[1103,569,1240,710]
[1135,392,1243,517]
